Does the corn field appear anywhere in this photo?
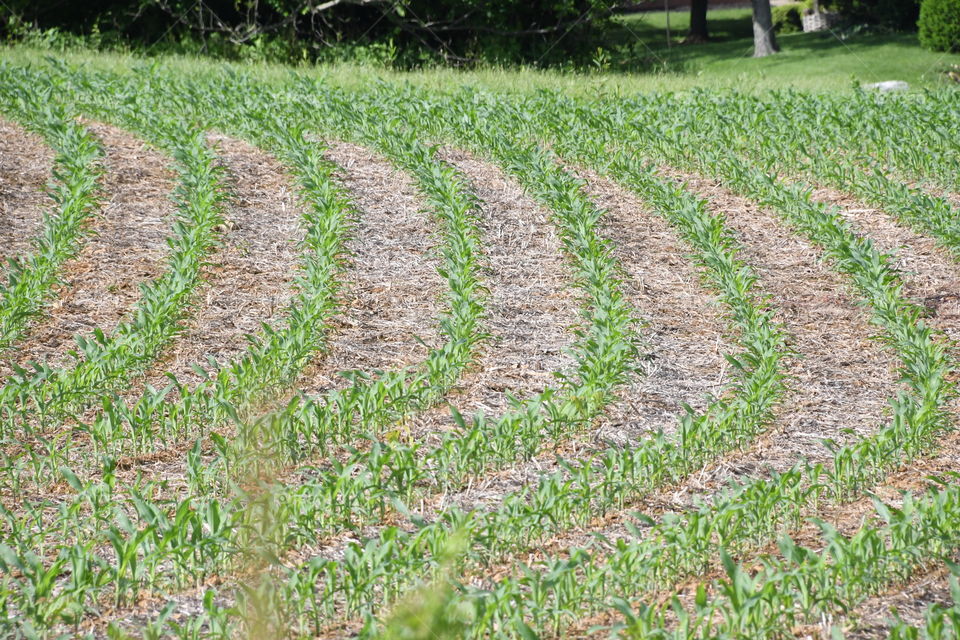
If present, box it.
[1,58,960,639]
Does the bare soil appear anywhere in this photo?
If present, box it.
[846,565,958,639]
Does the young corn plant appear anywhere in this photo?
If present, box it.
[0,65,104,352]
[0,76,230,432]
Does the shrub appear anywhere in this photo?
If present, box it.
[919,0,960,51]
[824,0,921,30]
[773,2,805,33]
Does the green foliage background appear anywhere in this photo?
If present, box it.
[2,0,616,65]
[919,0,960,51]
[825,0,922,30]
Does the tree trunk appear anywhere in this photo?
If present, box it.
[750,0,779,57]
[684,0,709,44]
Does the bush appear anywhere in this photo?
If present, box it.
[772,2,805,33]
[919,0,960,51]
[823,0,921,30]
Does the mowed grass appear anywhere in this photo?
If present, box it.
[610,8,960,90]
[2,6,959,96]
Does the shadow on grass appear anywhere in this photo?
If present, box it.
[611,13,755,45]
[595,25,923,78]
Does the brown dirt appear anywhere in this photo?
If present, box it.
[408,147,580,443]
[910,174,960,211]
[139,133,303,388]
[552,433,960,640]
[786,430,960,554]
[650,429,960,640]
[0,121,174,379]
[0,118,55,266]
[293,140,444,396]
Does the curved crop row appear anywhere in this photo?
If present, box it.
[654,92,960,260]
[554,91,954,498]
[617,484,960,639]
[0,66,103,353]
[0,63,494,635]
[126,80,785,636]
[0,71,230,434]
[356,89,956,638]
[0,71,640,636]
[2,56,958,640]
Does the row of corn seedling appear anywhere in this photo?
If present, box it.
[0,67,230,435]
[650,91,960,260]
[0,65,103,352]
[363,87,957,637]
[0,62,495,636]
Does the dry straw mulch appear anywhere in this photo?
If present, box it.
[294,140,444,396]
[579,168,730,442]
[0,121,175,379]
[441,164,737,544]
[406,148,580,443]
[658,166,901,486]
[433,163,737,523]
[77,139,450,638]
[811,185,960,346]
[539,166,910,548]
[846,566,957,639]
[141,134,303,388]
[0,118,56,266]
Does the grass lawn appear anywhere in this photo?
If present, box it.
[606,8,960,91]
[2,6,958,95]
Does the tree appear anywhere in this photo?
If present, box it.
[685,0,709,43]
[2,0,615,65]
[750,0,779,57]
